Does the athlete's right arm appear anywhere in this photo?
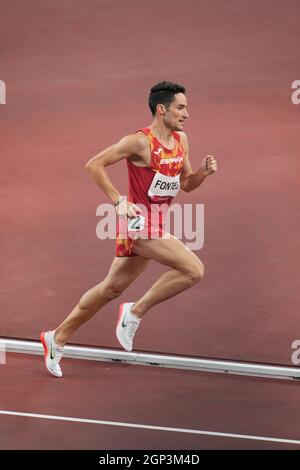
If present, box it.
[85,134,145,204]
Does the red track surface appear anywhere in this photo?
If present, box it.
[0,353,300,450]
[1,0,300,449]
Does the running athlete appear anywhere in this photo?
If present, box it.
[41,81,218,377]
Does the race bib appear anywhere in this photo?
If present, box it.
[148,172,180,199]
[128,214,145,232]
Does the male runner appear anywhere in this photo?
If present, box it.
[41,81,218,377]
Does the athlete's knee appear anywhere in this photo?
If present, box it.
[186,260,205,284]
[99,280,125,300]
[78,286,102,311]
[78,282,122,311]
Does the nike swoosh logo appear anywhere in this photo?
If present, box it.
[121,310,128,328]
[50,345,55,360]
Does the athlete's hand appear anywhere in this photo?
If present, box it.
[200,155,218,176]
[115,197,141,219]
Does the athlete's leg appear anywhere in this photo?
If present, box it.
[54,255,149,345]
[131,234,204,318]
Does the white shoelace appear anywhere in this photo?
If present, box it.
[52,346,64,366]
[126,320,139,338]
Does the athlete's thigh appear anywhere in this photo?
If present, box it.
[104,255,150,288]
[132,234,202,273]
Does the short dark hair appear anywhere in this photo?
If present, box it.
[148,81,186,116]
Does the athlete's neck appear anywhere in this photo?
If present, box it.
[149,122,174,148]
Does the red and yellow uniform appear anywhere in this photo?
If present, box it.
[116,127,185,257]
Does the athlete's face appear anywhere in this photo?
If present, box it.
[162,93,189,131]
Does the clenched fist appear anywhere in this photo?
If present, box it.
[115,196,141,219]
[201,155,218,176]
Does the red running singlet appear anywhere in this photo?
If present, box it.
[116,127,185,257]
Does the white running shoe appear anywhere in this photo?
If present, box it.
[40,330,64,378]
[116,303,141,352]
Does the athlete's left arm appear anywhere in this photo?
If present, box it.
[179,132,218,193]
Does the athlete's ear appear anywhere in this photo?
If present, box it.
[156,104,166,116]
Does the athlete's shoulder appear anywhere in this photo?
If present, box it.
[116,132,149,160]
[133,131,149,149]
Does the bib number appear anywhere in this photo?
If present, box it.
[128,215,145,232]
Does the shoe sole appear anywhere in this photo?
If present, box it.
[40,331,62,378]
[40,331,48,368]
